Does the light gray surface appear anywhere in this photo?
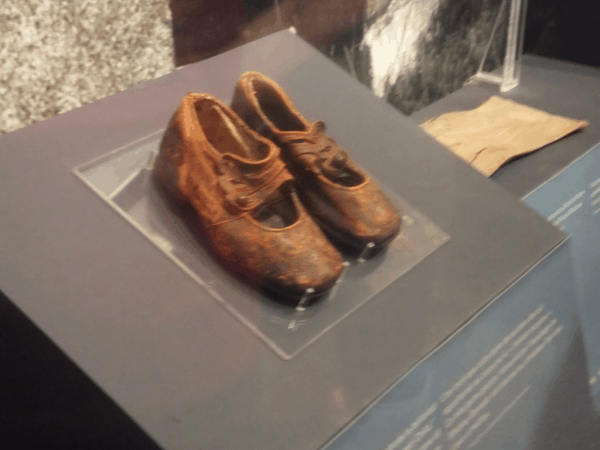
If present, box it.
[411,55,600,199]
[0,32,564,450]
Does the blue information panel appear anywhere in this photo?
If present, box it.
[524,142,600,404]
[327,241,578,450]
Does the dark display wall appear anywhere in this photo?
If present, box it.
[525,0,600,68]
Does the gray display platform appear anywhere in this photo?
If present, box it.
[0,32,564,450]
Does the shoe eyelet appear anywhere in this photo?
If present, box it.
[332,154,346,168]
[237,194,249,207]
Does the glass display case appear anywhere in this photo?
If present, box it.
[171,0,527,114]
[468,0,528,91]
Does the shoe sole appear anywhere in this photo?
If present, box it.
[310,212,401,258]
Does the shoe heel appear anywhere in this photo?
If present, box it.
[153,120,188,206]
[231,87,264,135]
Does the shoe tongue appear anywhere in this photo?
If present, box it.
[204,105,257,160]
[279,121,323,143]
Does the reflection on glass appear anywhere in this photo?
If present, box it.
[170,0,516,113]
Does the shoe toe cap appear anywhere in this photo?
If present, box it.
[352,206,402,245]
[264,245,345,297]
[210,216,345,300]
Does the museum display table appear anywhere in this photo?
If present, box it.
[0,32,595,449]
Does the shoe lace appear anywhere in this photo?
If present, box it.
[286,121,348,177]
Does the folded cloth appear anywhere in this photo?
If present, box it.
[420,96,588,176]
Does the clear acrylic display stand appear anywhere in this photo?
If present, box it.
[74,131,449,359]
[469,0,528,92]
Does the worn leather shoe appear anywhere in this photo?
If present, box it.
[153,93,344,299]
[231,72,401,252]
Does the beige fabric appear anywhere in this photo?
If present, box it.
[420,96,588,176]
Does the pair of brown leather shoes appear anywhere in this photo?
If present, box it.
[154,72,401,300]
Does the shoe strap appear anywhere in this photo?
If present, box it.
[216,153,293,211]
[282,121,348,178]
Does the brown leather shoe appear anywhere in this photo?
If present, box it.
[153,93,344,299]
[231,72,401,252]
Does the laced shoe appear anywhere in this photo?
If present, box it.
[153,93,344,299]
[231,72,402,252]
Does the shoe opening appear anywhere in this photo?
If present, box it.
[253,186,299,229]
[253,81,307,132]
[195,100,269,160]
[325,168,364,187]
